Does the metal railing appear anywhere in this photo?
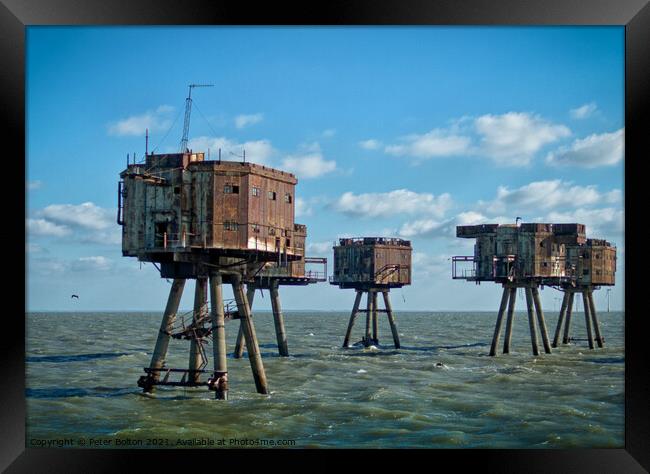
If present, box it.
[304,270,327,281]
[336,237,411,247]
[305,257,327,282]
[451,256,477,279]
[452,254,583,280]
[374,264,406,282]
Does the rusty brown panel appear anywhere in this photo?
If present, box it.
[241,172,250,249]
[204,172,212,248]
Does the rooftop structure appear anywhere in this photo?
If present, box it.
[330,237,413,348]
[453,223,615,287]
[330,237,412,289]
[453,222,616,357]
[119,148,325,397]
[119,153,303,278]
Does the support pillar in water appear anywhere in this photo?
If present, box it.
[502,287,517,354]
[270,280,289,356]
[208,273,228,400]
[144,278,185,392]
[383,291,400,349]
[525,286,540,356]
[343,290,363,348]
[188,277,207,384]
[531,286,552,354]
[232,274,269,394]
[552,291,569,348]
[490,285,510,357]
[234,285,255,359]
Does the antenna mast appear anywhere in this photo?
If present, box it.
[179,83,214,153]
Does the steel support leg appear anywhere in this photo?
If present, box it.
[532,287,552,354]
[552,292,569,348]
[209,274,228,400]
[525,287,539,356]
[145,279,185,392]
[188,277,207,384]
[490,285,510,356]
[343,291,363,348]
[503,287,517,354]
[232,275,268,394]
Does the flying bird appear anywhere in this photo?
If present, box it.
[71,294,79,299]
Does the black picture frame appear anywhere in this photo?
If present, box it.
[5,0,648,471]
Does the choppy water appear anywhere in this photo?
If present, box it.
[26,310,624,448]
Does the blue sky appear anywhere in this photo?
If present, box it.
[26,26,624,312]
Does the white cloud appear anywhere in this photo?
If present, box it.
[27,180,42,191]
[480,180,618,215]
[474,112,571,165]
[382,112,570,166]
[39,202,114,230]
[26,218,71,237]
[455,211,489,226]
[188,136,274,165]
[28,202,121,245]
[411,252,449,277]
[295,197,313,218]
[26,243,44,253]
[570,102,597,119]
[545,128,624,168]
[385,128,470,160]
[30,258,68,274]
[281,153,337,179]
[80,227,122,246]
[108,105,174,137]
[29,255,113,275]
[546,207,624,240]
[322,129,336,138]
[359,139,382,150]
[307,241,333,254]
[399,219,445,238]
[398,211,500,239]
[604,189,623,204]
[334,189,452,219]
[70,256,112,272]
[234,113,263,129]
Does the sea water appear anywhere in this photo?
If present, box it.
[25,311,624,448]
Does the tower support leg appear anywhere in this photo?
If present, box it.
[503,287,517,354]
[364,290,373,347]
[552,292,569,348]
[270,280,289,356]
[234,285,255,358]
[582,291,594,349]
[525,286,539,356]
[588,290,604,348]
[343,290,363,348]
[232,275,268,394]
[532,287,552,354]
[188,277,207,384]
[383,291,400,349]
[371,291,379,345]
[209,273,228,400]
[563,292,575,344]
[490,285,510,356]
[144,278,185,392]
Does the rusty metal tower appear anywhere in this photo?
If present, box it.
[233,253,327,358]
[330,237,412,348]
[117,147,326,398]
[452,223,616,356]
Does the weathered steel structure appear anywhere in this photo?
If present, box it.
[330,237,412,348]
[452,223,616,356]
[234,250,327,359]
[118,150,324,398]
